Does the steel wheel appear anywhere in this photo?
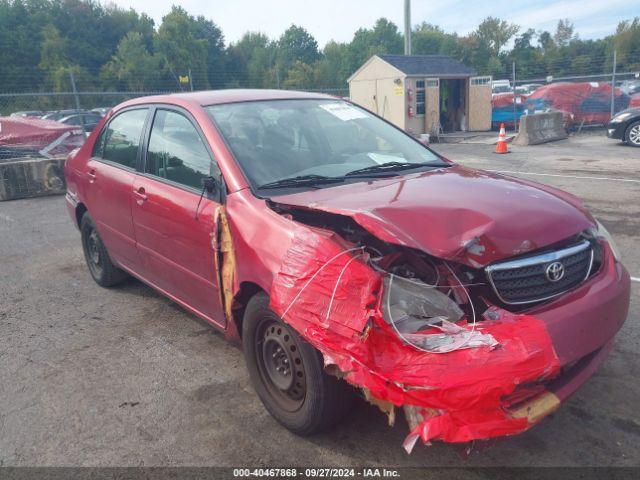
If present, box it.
[83,225,104,279]
[255,319,307,412]
[242,293,355,435]
[80,213,128,287]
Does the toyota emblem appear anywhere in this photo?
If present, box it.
[545,261,565,282]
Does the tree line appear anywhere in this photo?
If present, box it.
[1,0,639,94]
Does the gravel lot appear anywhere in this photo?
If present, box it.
[1,132,639,467]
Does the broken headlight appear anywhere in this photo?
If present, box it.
[380,273,497,353]
[381,274,464,334]
[380,274,467,352]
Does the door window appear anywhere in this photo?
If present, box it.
[94,108,148,169]
[145,109,213,190]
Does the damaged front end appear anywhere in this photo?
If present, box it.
[266,202,572,452]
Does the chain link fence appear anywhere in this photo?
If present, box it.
[0,84,348,162]
[0,87,349,117]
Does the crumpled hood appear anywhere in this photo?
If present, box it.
[271,165,596,267]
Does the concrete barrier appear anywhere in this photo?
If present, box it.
[0,156,66,201]
[514,112,568,145]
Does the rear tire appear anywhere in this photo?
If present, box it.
[242,292,355,435]
[624,120,640,147]
[80,213,128,287]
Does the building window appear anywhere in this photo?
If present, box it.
[471,76,492,86]
[426,79,439,87]
[415,80,425,116]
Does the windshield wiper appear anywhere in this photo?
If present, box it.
[345,161,447,177]
[258,174,345,190]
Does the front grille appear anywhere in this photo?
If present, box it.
[486,240,594,305]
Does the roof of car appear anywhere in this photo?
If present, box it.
[120,89,337,109]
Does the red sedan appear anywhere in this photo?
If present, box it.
[64,90,630,452]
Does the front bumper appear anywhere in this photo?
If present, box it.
[502,245,630,428]
[606,121,627,139]
[529,243,630,364]
[270,228,631,448]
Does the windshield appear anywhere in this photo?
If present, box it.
[206,99,447,192]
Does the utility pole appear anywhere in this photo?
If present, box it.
[404,0,412,55]
[188,68,194,91]
[610,50,617,117]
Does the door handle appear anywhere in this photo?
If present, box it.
[133,187,147,205]
[86,170,96,182]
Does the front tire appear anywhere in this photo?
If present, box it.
[242,292,355,435]
[80,213,128,287]
[625,120,640,147]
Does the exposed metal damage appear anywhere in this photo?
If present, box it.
[214,206,238,325]
[263,202,564,452]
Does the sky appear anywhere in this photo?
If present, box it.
[108,0,640,46]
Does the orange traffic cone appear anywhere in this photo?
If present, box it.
[495,123,509,154]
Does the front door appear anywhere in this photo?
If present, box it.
[424,78,440,135]
[83,108,149,270]
[131,107,225,327]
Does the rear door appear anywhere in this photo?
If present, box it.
[83,107,149,270]
[131,107,225,327]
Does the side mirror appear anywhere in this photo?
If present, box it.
[202,176,218,194]
[195,176,221,220]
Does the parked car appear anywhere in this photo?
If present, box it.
[492,79,511,95]
[41,109,88,121]
[10,110,45,118]
[59,112,102,133]
[91,107,110,117]
[0,116,86,159]
[516,83,543,95]
[620,80,640,96]
[527,82,630,128]
[606,107,640,147]
[64,90,630,450]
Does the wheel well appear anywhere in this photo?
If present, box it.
[232,281,264,338]
[75,203,88,228]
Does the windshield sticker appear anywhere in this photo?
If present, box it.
[320,102,368,121]
[368,153,407,164]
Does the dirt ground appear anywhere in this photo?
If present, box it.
[0,132,639,467]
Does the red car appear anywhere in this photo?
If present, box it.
[64,90,630,451]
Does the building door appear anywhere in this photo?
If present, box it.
[424,78,440,135]
[468,76,492,131]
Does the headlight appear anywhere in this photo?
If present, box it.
[592,220,622,262]
[380,273,497,353]
[611,112,632,123]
